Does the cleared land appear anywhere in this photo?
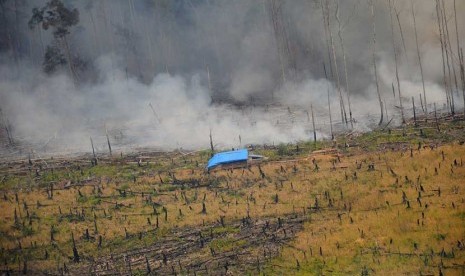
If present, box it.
[0,119,464,275]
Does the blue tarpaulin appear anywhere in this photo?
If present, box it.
[207,149,248,170]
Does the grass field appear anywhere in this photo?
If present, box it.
[0,120,464,275]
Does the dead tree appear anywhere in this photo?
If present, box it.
[105,125,112,156]
[209,129,214,154]
[90,137,96,159]
[311,104,317,144]
[389,0,405,124]
[268,0,294,83]
[71,232,80,263]
[202,202,207,214]
[436,0,452,113]
[324,63,334,140]
[0,108,13,145]
[325,0,347,125]
[148,102,162,124]
[370,0,384,125]
[441,0,457,115]
[320,0,335,91]
[336,2,354,127]
[460,48,465,113]
[410,0,428,116]
[205,63,214,94]
[393,5,407,59]
[453,0,465,112]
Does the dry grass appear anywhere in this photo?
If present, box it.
[266,143,465,275]
[0,124,464,274]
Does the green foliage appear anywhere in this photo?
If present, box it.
[29,0,79,38]
[433,233,447,241]
[211,226,240,235]
[277,143,291,156]
[209,238,246,253]
[43,45,67,73]
[28,0,80,75]
[21,225,34,237]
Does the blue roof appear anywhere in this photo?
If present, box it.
[207,149,248,169]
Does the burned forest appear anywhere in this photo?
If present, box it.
[1,0,465,275]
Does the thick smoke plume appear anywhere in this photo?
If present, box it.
[0,0,464,155]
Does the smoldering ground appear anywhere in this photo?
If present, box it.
[0,0,464,155]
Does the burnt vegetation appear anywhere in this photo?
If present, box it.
[0,0,465,274]
[0,118,464,274]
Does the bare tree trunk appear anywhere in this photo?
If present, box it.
[393,6,407,58]
[324,63,334,140]
[384,101,389,122]
[62,36,78,86]
[101,0,116,80]
[206,64,212,92]
[411,0,428,116]
[13,0,20,61]
[144,24,156,74]
[311,104,317,143]
[320,0,334,91]
[1,1,20,76]
[90,137,96,159]
[454,0,465,112]
[436,0,451,113]
[38,28,45,57]
[441,0,456,115]
[389,0,405,124]
[105,125,112,157]
[370,0,384,125]
[420,93,424,114]
[269,0,287,84]
[0,108,13,145]
[336,2,353,128]
[148,103,161,124]
[460,48,465,112]
[209,129,214,153]
[454,0,461,62]
[88,9,100,58]
[326,0,347,126]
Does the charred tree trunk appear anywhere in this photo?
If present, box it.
[311,104,317,144]
[209,129,214,154]
[105,126,112,156]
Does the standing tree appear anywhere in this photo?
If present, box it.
[28,0,79,83]
[369,0,384,125]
